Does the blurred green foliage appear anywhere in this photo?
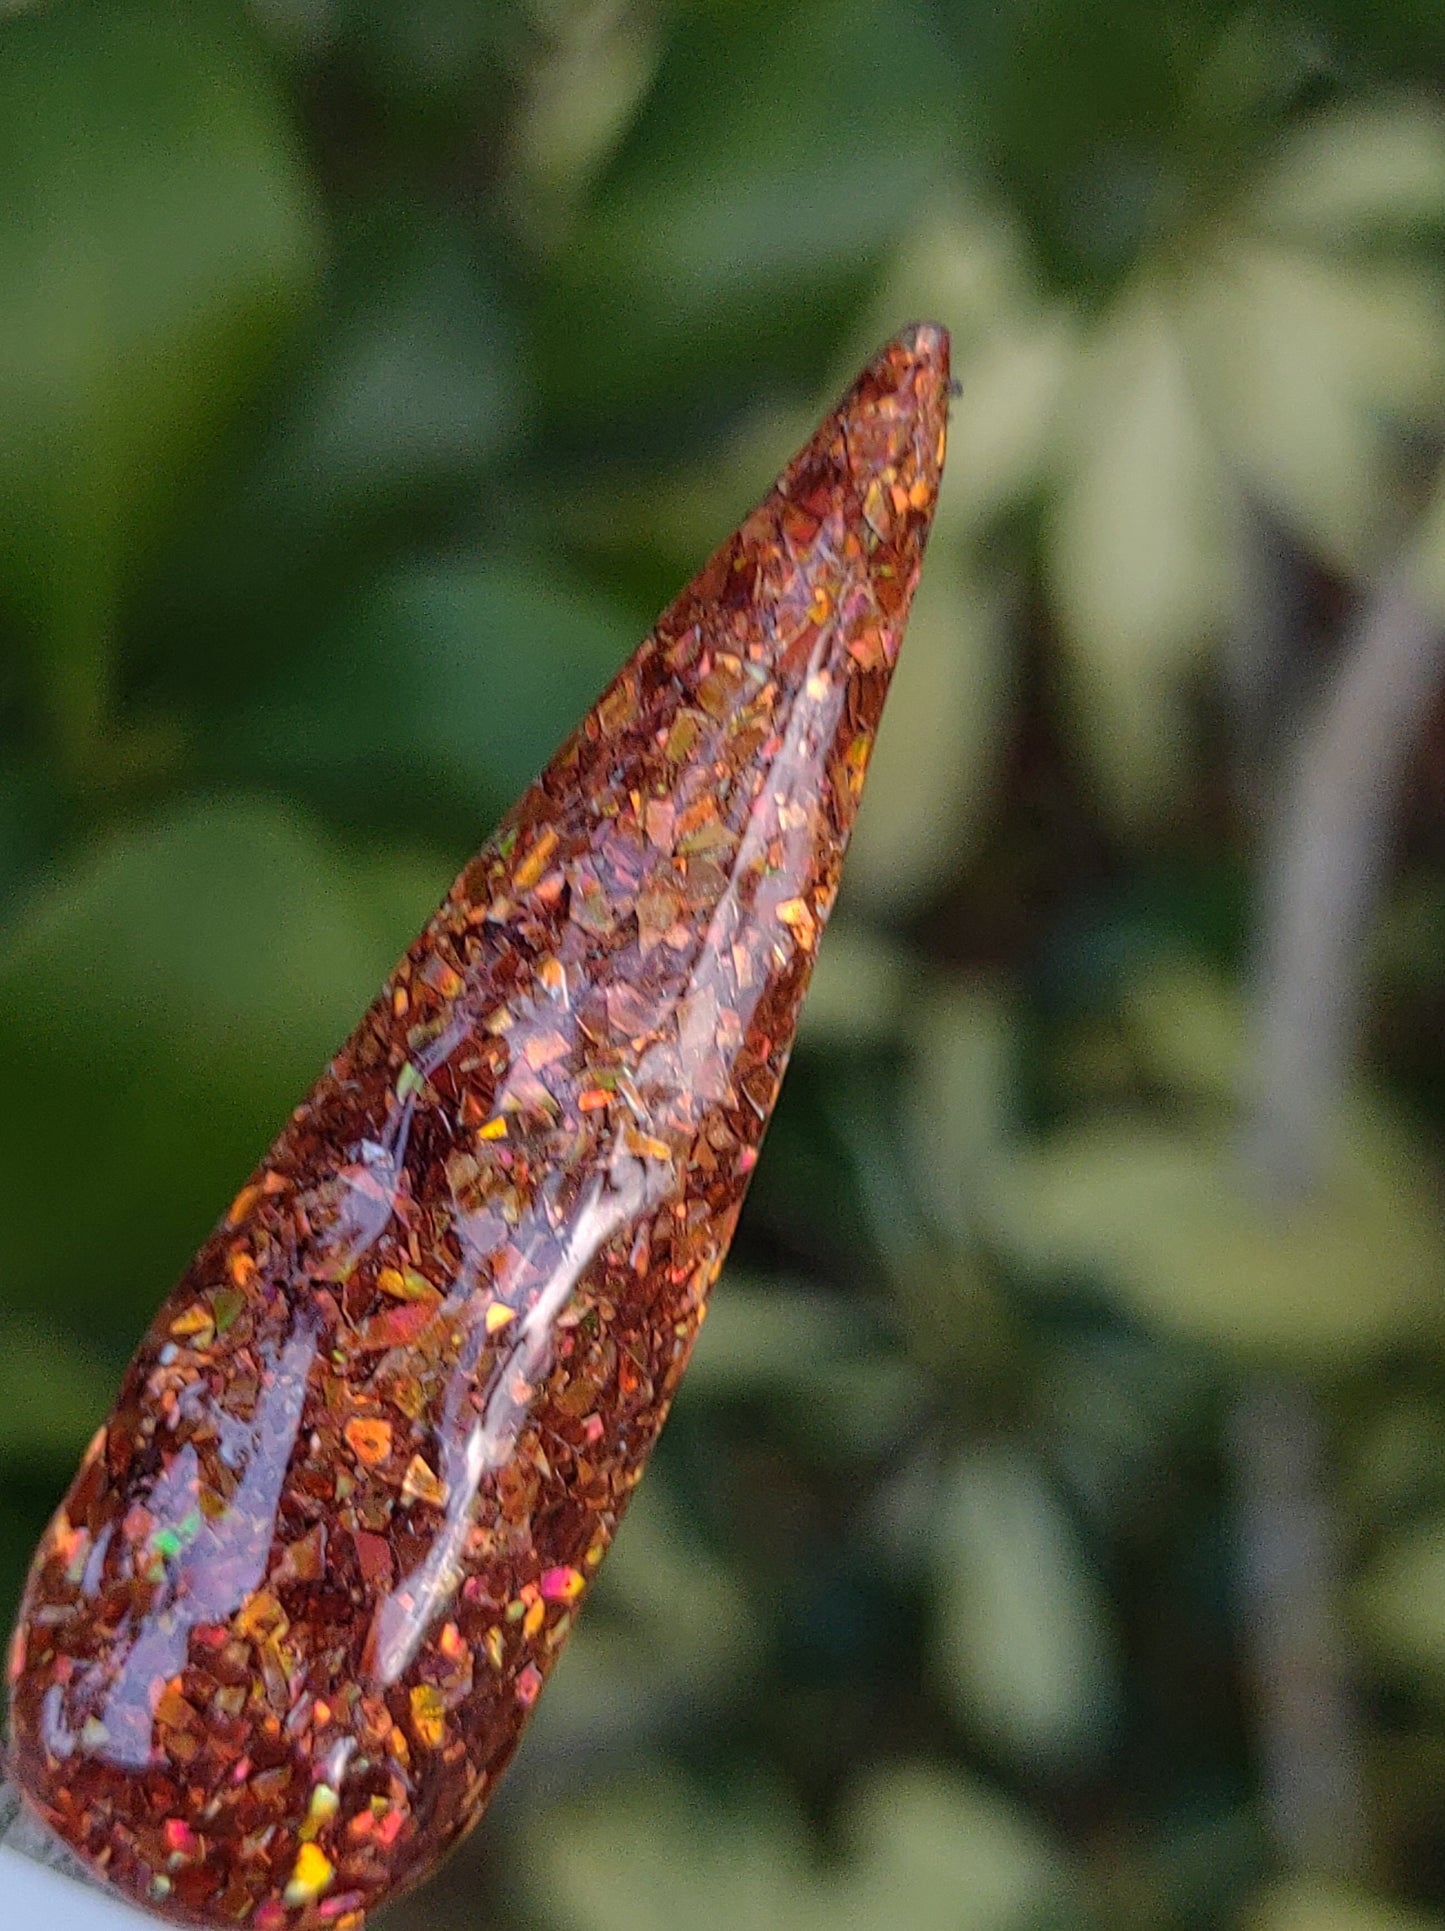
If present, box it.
[3,2,1445,1927]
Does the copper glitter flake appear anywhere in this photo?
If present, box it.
[7,324,950,1927]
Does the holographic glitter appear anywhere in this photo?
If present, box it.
[7,324,949,1927]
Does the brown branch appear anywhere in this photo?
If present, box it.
[1245,567,1445,1195]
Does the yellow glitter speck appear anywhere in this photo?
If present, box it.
[300,1783,339,1841]
[284,1843,334,1906]
[625,1130,673,1161]
[409,1683,446,1749]
[513,826,558,891]
[168,1303,214,1339]
[540,1565,584,1602]
[401,1454,448,1509]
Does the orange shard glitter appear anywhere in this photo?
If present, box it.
[7,324,949,1926]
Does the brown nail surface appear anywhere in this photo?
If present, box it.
[7,325,950,1928]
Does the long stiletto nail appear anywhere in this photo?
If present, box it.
[7,325,950,1928]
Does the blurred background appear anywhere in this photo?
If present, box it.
[3,1,1445,1926]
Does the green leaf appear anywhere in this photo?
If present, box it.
[140,211,525,687]
[1183,244,1445,572]
[930,1446,1118,1769]
[853,192,1076,532]
[943,0,1237,291]
[292,218,519,500]
[246,0,339,61]
[796,921,914,1050]
[1243,1878,1445,1931]
[1251,100,1445,247]
[1354,1513,1445,1699]
[0,0,320,757]
[221,559,637,841]
[1343,1392,1445,1530]
[985,1099,1445,1366]
[526,1471,758,1761]
[535,0,955,425]
[844,546,1010,915]
[338,0,515,105]
[830,1762,1075,1931]
[944,310,1077,532]
[519,1772,817,1931]
[988,968,1445,1370]
[1410,457,1445,622]
[0,1324,116,1465]
[1046,280,1234,829]
[504,0,662,241]
[687,1276,923,1459]
[241,213,520,531]
[522,1761,1072,1931]
[0,797,443,1342]
[1120,955,1248,1105]
[687,1279,872,1397]
[904,977,1017,1249]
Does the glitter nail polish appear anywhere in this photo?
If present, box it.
[7,325,949,1927]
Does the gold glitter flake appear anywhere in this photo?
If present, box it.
[400,1454,448,1509]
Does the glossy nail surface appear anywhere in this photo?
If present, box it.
[7,325,949,1928]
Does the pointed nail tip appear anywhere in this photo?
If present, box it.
[844,323,950,409]
[839,324,951,440]
[894,319,950,365]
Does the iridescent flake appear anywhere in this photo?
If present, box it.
[7,324,950,1927]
